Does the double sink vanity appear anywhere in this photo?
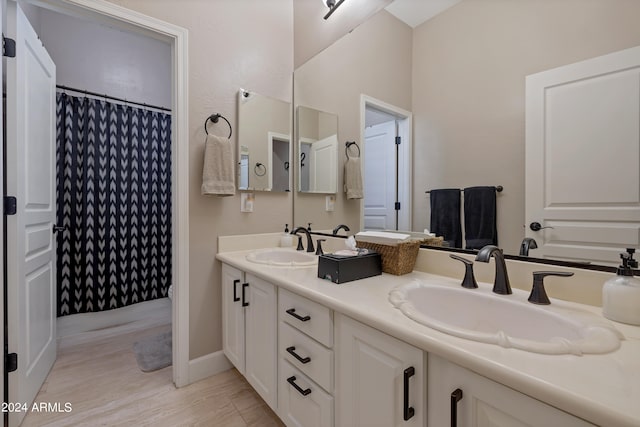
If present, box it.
[216,234,640,427]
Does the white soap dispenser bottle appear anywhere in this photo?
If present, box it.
[280,224,293,248]
[602,248,640,325]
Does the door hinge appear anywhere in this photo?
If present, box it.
[3,35,16,58]
[4,196,17,216]
[395,202,401,210]
[395,136,401,145]
[6,353,17,373]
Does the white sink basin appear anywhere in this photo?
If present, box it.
[389,280,623,355]
[246,248,317,267]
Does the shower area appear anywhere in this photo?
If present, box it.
[29,6,174,328]
[55,93,172,316]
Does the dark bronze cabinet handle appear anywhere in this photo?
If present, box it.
[403,366,415,421]
[287,375,311,396]
[233,279,240,302]
[286,308,310,322]
[241,283,249,307]
[451,388,463,427]
[286,346,311,364]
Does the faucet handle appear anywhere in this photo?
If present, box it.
[528,271,574,305]
[449,254,478,289]
[316,239,326,256]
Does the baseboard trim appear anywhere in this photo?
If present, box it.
[188,350,233,384]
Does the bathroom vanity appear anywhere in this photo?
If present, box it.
[217,237,640,427]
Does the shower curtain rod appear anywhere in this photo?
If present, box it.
[56,84,171,112]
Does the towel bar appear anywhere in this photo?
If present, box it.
[204,113,232,138]
[426,185,503,194]
[345,141,360,159]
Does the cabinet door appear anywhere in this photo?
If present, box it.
[335,314,424,427]
[428,354,596,427]
[245,273,278,410]
[221,264,245,374]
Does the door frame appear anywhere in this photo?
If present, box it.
[5,0,190,389]
[359,95,412,231]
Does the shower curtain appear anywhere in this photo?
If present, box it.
[56,93,172,316]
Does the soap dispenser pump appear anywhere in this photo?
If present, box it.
[280,224,293,248]
[602,248,640,325]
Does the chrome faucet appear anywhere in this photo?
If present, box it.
[332,224,350,235]
[475,245,512,295]
[519,237,538,256]
[292,227,315,253]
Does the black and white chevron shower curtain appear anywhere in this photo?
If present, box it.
[55,93,172,316]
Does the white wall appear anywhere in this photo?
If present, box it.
[38,8,171,108]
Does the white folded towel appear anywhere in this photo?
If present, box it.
[344,157,363,199]
[201,134,235,197]
[356,231,411,245]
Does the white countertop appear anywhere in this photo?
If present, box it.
[216,248,640,427]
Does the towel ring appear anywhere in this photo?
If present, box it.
[345,141,360,159]
[204,113,232,139]
[254,162,267,177]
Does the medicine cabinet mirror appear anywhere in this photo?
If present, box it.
[237,89,291,192]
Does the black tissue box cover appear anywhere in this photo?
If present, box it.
[317,252,382,284]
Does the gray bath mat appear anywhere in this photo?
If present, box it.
[133,331,172,372]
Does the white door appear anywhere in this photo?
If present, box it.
[309,134,337,192]
[5,2,57,425]
[364,120,397,230]
[335,314,424,427]
[526,46,640,266]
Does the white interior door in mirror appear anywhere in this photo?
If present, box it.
[309,135,337,193]
[297,106,338,194]
[526,45,640,266]
[237,89,291,191]
[364,120,397,230]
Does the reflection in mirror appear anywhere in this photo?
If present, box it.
[293,0,640,267]
[297,106,338,193]
[237,89,291,191]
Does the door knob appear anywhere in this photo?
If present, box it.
[52,224,67,233]
[529,222,554,232]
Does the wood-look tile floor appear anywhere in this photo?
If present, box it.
[21,321,284,427]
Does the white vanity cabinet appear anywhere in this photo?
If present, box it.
[221,264,277,409]
[335,313,425,427]
[428,354,596,427]
[277,288,335,427]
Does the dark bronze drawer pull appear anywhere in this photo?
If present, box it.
[286,308,310,322]
[287,375,311,396]
[286,346,311,364]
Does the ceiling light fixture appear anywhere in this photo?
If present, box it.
[323,0,346,20]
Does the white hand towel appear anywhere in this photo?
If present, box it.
[201,134,236,196]
[344,157,363,199]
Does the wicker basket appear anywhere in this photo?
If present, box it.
[356,236,443,275]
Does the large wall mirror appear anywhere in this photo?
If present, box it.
[237,89,291,192]
[297,106,338,193]
[292,0,640,268]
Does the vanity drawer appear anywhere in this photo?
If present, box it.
[279,288,333,347]
[279,321,333,393]
[278,358,333,427]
